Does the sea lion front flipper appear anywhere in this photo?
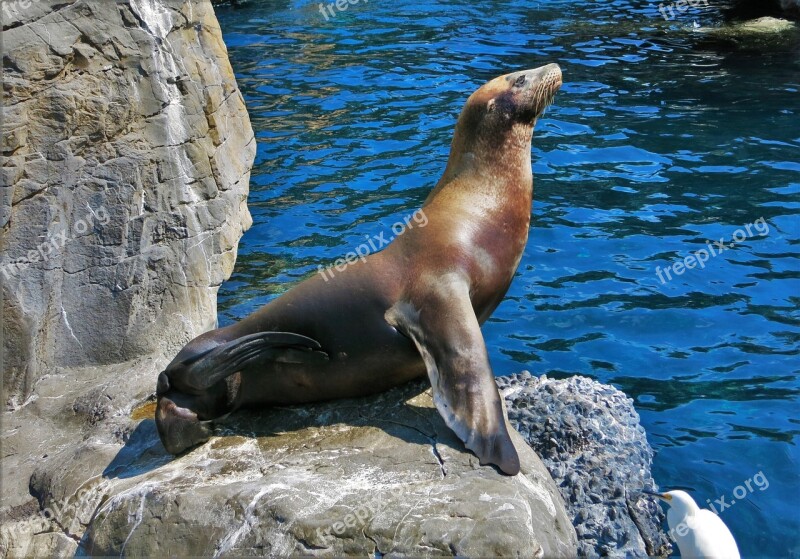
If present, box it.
[169,331,329,393]
[385,280,521,475]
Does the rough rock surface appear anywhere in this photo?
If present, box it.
[1,371,667,558]
[1,0,254,555]
[69,380,577,557]
[694,15,799,49]
[1,0,255,407]
[497,372,672,558]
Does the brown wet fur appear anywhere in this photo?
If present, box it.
[156,64,563,474]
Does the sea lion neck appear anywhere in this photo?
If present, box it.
[425,120,534,206]
[428,63,561,203]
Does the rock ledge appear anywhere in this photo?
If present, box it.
[82,379,577,557]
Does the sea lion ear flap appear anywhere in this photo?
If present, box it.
[385,284,521,476]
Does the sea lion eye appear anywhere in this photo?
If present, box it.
[514,75,526,88]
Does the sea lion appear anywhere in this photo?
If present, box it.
[156,63,563,476]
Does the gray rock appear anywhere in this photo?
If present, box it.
[0,357,169,558]
[497,372,672,558]
[693,15,799,45]
[1,0,255,408]
[2,370,666,558]
[73,380,576,557]
[1,0,254,555]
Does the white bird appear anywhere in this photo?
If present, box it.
[645,490,740,559]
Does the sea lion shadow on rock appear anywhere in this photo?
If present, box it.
[155,63,564,476]
[209,379,477,464]
[104,380,486,479]
[103,419,173,479]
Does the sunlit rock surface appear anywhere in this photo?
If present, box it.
[2,371,666,558]
[695,15,798,34]
[80,381,578,558]
[691,15,799,49]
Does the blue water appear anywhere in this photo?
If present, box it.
[214,1,800,556]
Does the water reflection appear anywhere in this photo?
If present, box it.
[613,374,800,412]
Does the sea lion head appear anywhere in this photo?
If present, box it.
[470,63,563,126]
[443,63,562,177]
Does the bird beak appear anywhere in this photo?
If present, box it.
[642,490,672,501]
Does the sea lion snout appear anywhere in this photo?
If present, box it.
[535,62,563,95]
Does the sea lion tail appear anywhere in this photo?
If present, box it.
[167,331,329,393]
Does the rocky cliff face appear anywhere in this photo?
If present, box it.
[1,0,254,554]
[1,0,254,408]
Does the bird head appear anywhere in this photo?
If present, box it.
[644,489,701,517]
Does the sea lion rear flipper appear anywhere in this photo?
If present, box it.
[173,331,329,392]
[385,281,521,475]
